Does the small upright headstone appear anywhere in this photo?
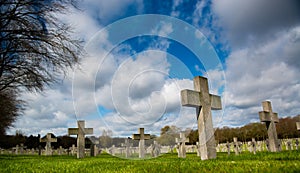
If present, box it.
[151,141,161,157]
[286,140,292,151]
[132,128,150,158]
[13,145,19,155]
[68,120,93,159]
[296,122,300,131]
[90,144,98,157]
[121,138,132,158]
[226,141,231,155]
[196,142,201,157]
[295,139,299,150]
[259,101,280,152]
[40,133,57,155]
[175,132,189,158]
[108,145,116,156]
[251,138,257,154]
[233,137,240,155]
[58,146,64,155]
[70,144,76,156]
[181,76,222,160]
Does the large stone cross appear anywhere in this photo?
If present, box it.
[259,101,279,152]
[132,128,150,158]
[175,132,189,158]
[181,76,222,160]
[40,133,57,155]
[68,120,93,158]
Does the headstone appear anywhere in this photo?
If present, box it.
[251,138,257,154]
[296,122,300,131]
[259,101,280,152]
[233,137,240,155]
[58,146,63,155]
[226,141,231,155]
[108,145,116,156]
[132,128,150,158]
[90,144,98,157]
[151,141,161,157]
[295,139,299,150]
[68,120,94,159]
[286,140,292,151]
[13,145,19,155]
[40,133,57,156]
[70,144,76,156]
[121,138,132,158]
[175,132,189,158]
[181,76,222,160]
[19,143,26,154]
[196,142,201,157]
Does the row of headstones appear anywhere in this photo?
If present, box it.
[3,143,78,156]
[14,76,298,160]
[216,137,300,155]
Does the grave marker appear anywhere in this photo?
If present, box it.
[132,128,150,158]
[226,141,231,155]
[251,138,257,154]
[259,101,280,152]
[181,76,222,160]
[295,139,299,150]
[175,132,189,158]
[151,141,161,157]
[68,120,93,158]
[296,122,300,131]
[122,138,132,158]
[233,137,240,155]
[40,133,57,155]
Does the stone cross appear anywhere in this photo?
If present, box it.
[259,101,280,152]
[132,128,150,158]
[19,143,26,154]
[233,137,240,155]
[68,120,93,158]
[13,145,19,155]
[251,138,257,154]
[181,76,222,160]
[175,132,189,158]
[40,133,57,155]
[122,138,132,158]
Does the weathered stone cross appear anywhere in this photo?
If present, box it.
[259,101,279,152]
[68,120,93,158]
[132,128,150,158]
[175,132,189,158]
[181,76,222,160]
[40,133,57,155]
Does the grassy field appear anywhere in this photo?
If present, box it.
[0,151,299,173]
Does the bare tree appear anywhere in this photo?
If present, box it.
[0,89,24,135]
[0,0,82,92]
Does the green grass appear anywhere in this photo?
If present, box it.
[0,151,299,173]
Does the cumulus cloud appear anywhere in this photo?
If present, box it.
[212,0,300,48]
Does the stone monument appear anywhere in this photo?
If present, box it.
[132,128,150,158]
[259,101,280,152]
[68,120,93,158]
[181,76,222,160]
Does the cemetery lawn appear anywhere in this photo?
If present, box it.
[0,151,299,173]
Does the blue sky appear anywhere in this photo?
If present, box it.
[8,0,300,138]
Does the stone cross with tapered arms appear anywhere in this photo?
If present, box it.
[181,76,222,160]
[259,101,279,152]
